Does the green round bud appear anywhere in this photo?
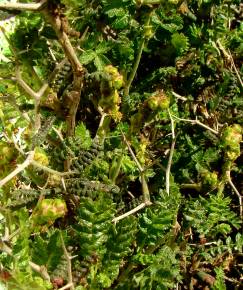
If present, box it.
[203,171,218,188]
[0,142,16,165]
[221,124,242,148]
[34,199,67,225]
[113,75,124,89]
[104,65,118,76]
[148,96,159,110]
[34,147,49,166]
[144,25,154,39]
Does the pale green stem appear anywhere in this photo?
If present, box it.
[110,154,123,183]
[124,38,145,97]
[124,11,153,97]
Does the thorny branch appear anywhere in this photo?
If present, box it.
[228,50,243,89]
[0,151,34,188]
[0,148,74,188]
[0,1,85,137]
[15,67,49,102]
[60,232,74,290]
[58,283,74,290]
[122,132,151,204]
[0,25,48,131]
[41,4,84,137]
[29,262,50,281]
[216,40,243,89]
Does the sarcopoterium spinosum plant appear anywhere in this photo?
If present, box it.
[0,0,242,289]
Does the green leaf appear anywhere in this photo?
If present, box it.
[96,42,112,55]
[79,50,96,65]
[75,122,92,149]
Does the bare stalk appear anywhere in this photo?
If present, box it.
[0,228,50,281]
[110,131,153,223]
[226,170,242,219]
[172,91,188,101]
[42,7,84,136]
[31,160,75,176]
[121,131,152,204]
[112,203,146,223]
[166,110,176,195]
[165,140,176,195]
[42,9,83,74]
[216,40,243,88]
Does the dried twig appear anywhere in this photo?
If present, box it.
[0,226,50,281]
[0,26,48,130]
[172,91,188,101]
[122,132,150,203]
[226,170,242,219]
[112,203,146,223]
[0,148,74,188]
[166,110,176,195]
[122,132,143,172]
[216,40,243,88]
[42,6,84,136]
[171,114,219,135]
[228,50,243,89]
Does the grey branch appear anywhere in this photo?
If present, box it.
[16,67,49,101]
[0,0,47,11]
[29,261,50,281]
[0,151,34,188]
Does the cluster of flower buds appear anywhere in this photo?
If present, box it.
[99,65,124,121]
[32,198,67,227]
[130,90,170,133]
[220,124,242,161]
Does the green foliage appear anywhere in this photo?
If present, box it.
[212,267,226,290]
[73,194,115,258]
[184,193,241,238]
[31,231,63,273]
[0,0,242,289]
[138,188,180,248]
[171,32,189,55]
[96,216,138,288]
[133,246,181,290]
